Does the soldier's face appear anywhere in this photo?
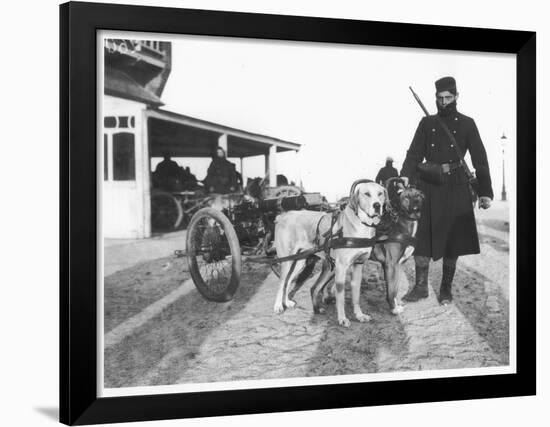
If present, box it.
[436,90,458,108]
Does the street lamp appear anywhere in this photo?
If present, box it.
[501,132,507,201]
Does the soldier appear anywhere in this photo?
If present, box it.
[400,76,493,305]
[375,156,399,185]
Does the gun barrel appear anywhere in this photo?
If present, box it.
[409,86,430,116]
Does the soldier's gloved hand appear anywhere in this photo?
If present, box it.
[400,176,410,187]
[479,196,492,209]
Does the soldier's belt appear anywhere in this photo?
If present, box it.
[441,162,462,174]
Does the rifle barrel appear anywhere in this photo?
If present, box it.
[409,86,430,116]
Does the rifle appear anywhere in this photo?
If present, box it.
[409,86,479,202]
[409,86,430,116]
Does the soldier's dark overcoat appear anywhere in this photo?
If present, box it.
[401,110,493,260]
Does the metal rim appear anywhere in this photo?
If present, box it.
[187,208,241,302]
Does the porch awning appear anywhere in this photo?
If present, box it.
[145,108,300,158]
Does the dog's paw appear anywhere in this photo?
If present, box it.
[284,299,296,309]
[338,317,351,328]
[391,304,405,315]
[355,312,372,323]
[273,303,285,314]
[312,304,326,315]
[399,246,415,264]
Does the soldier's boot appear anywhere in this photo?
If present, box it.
[403,256,430,302]
[439,257,458,305]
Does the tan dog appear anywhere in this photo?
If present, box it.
[273,181,386,327]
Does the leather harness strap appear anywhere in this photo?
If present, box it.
[254,210,379,266]
[379,233,417,246]
[329,236,378,249]
[247,227,415,266]
[247,202,417,266]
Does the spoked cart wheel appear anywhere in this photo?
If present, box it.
[186,208,242,302]
[151,190,183,231]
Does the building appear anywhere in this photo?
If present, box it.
[102,38,300,239]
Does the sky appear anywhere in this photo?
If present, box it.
[154,33,515,202]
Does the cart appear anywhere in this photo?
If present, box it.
[151,188,218,231]
[182,180,380,303]
[183,186,331,302]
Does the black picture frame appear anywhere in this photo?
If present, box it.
[60,1,536,425]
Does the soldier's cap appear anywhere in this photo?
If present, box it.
[435,76,457,95]
[386,156,393,162]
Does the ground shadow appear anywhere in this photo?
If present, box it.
[104,260,271,388]
[453,265,509,363]
[422,261,509,364]
[104,255,190,332]
[481,218,509,234]
[305,263,410,376]
[478,232,509,253]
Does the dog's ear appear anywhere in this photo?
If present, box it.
[396,181,405,194]
[348,191,359,215]
[382,187,392,214]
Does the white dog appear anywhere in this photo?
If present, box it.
[273,181,386,327]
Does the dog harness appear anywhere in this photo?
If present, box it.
[377,232,417,247]
[250,210,378,266]
[244,199,417,266]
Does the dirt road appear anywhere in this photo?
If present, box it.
[104,202,510,388]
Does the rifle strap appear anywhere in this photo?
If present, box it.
[433,115,475,181]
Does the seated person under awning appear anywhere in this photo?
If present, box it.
[153,152,181,190]
[204,147,239,194]
[153,153,201,191]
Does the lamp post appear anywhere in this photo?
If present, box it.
[501,133,507,201]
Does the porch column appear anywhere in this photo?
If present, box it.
[266,144,277,186]
[141,110,151,238]
[218,133,228,153]
[295,150,302,189]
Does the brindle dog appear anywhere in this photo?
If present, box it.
[370,178,425,313]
